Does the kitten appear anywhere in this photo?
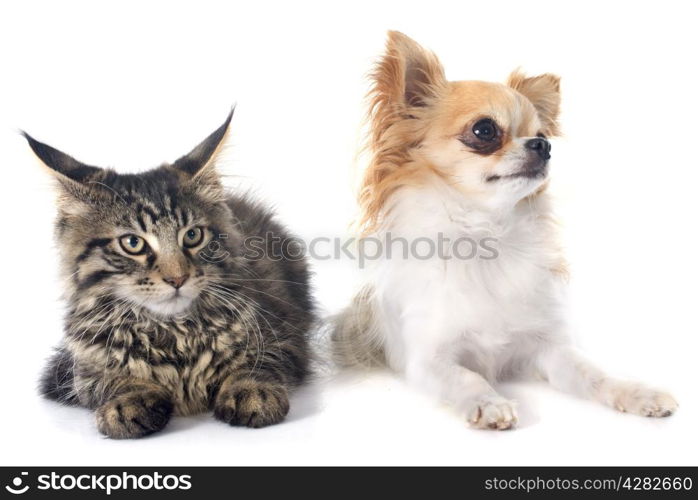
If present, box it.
[26,111,314,438]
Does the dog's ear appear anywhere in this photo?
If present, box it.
[373,31,447,110]
[507,69,561,136]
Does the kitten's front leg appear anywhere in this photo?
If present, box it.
[537,345,678,417]
[94,379,173,439]
[213,374,290,428]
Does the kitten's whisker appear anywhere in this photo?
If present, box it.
[206,284,284,370]
[209,275,307,286]
[208,277,305,312]
[208,280,304,334]
[205,284,267,372]
[101,304,132,390]
[202,287,256,367]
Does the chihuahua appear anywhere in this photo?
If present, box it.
[332,31,677,429]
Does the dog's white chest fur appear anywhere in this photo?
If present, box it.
[371,183,566,380]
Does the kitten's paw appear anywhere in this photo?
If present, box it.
[606,382,678,418]
[95,392,173,439]
[214,380,290,428]
[466,394,518,430]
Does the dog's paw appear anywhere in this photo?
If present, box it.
[606,382,678,418]
[214,380,290,428]
[466,394,518,430]
[95,392,173,439]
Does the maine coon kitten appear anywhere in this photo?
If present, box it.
[25,111,314,438]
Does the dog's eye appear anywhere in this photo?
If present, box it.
[119,234,147,255]
[472,119,498,141]
[183,227,204,248]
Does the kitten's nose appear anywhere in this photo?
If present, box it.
[525,137,551,160]
[163,274,190,289]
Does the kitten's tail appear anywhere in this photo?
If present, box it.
[329,285,386,368]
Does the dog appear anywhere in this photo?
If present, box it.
[332,31,677,429]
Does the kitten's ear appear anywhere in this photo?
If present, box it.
[507,69,561,136]
[23,132,102,182]
[173,109,232,178]
[172,109,232,201]
[375,31,446,110]
[22,132,108,202]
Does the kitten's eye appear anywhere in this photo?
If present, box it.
[472,118,499,141]
[119,234,147,255]
[183,227,204,248]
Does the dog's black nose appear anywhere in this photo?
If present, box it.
[525,137,551,160]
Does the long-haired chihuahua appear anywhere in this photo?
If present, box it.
[332,31,677,429]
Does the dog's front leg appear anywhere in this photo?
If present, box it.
[537,345,677,417]
[404,353,518,430]
[399,315,518,430]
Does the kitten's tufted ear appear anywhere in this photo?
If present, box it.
[172,109,232,177]
[22,132,109,203]
[172,109,233,202]
[507,69,561,136]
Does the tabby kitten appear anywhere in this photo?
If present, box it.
[25,111,314,438]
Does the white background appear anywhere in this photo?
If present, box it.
[0,0,696,466]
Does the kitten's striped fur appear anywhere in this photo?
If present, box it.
[27,111,314,438]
